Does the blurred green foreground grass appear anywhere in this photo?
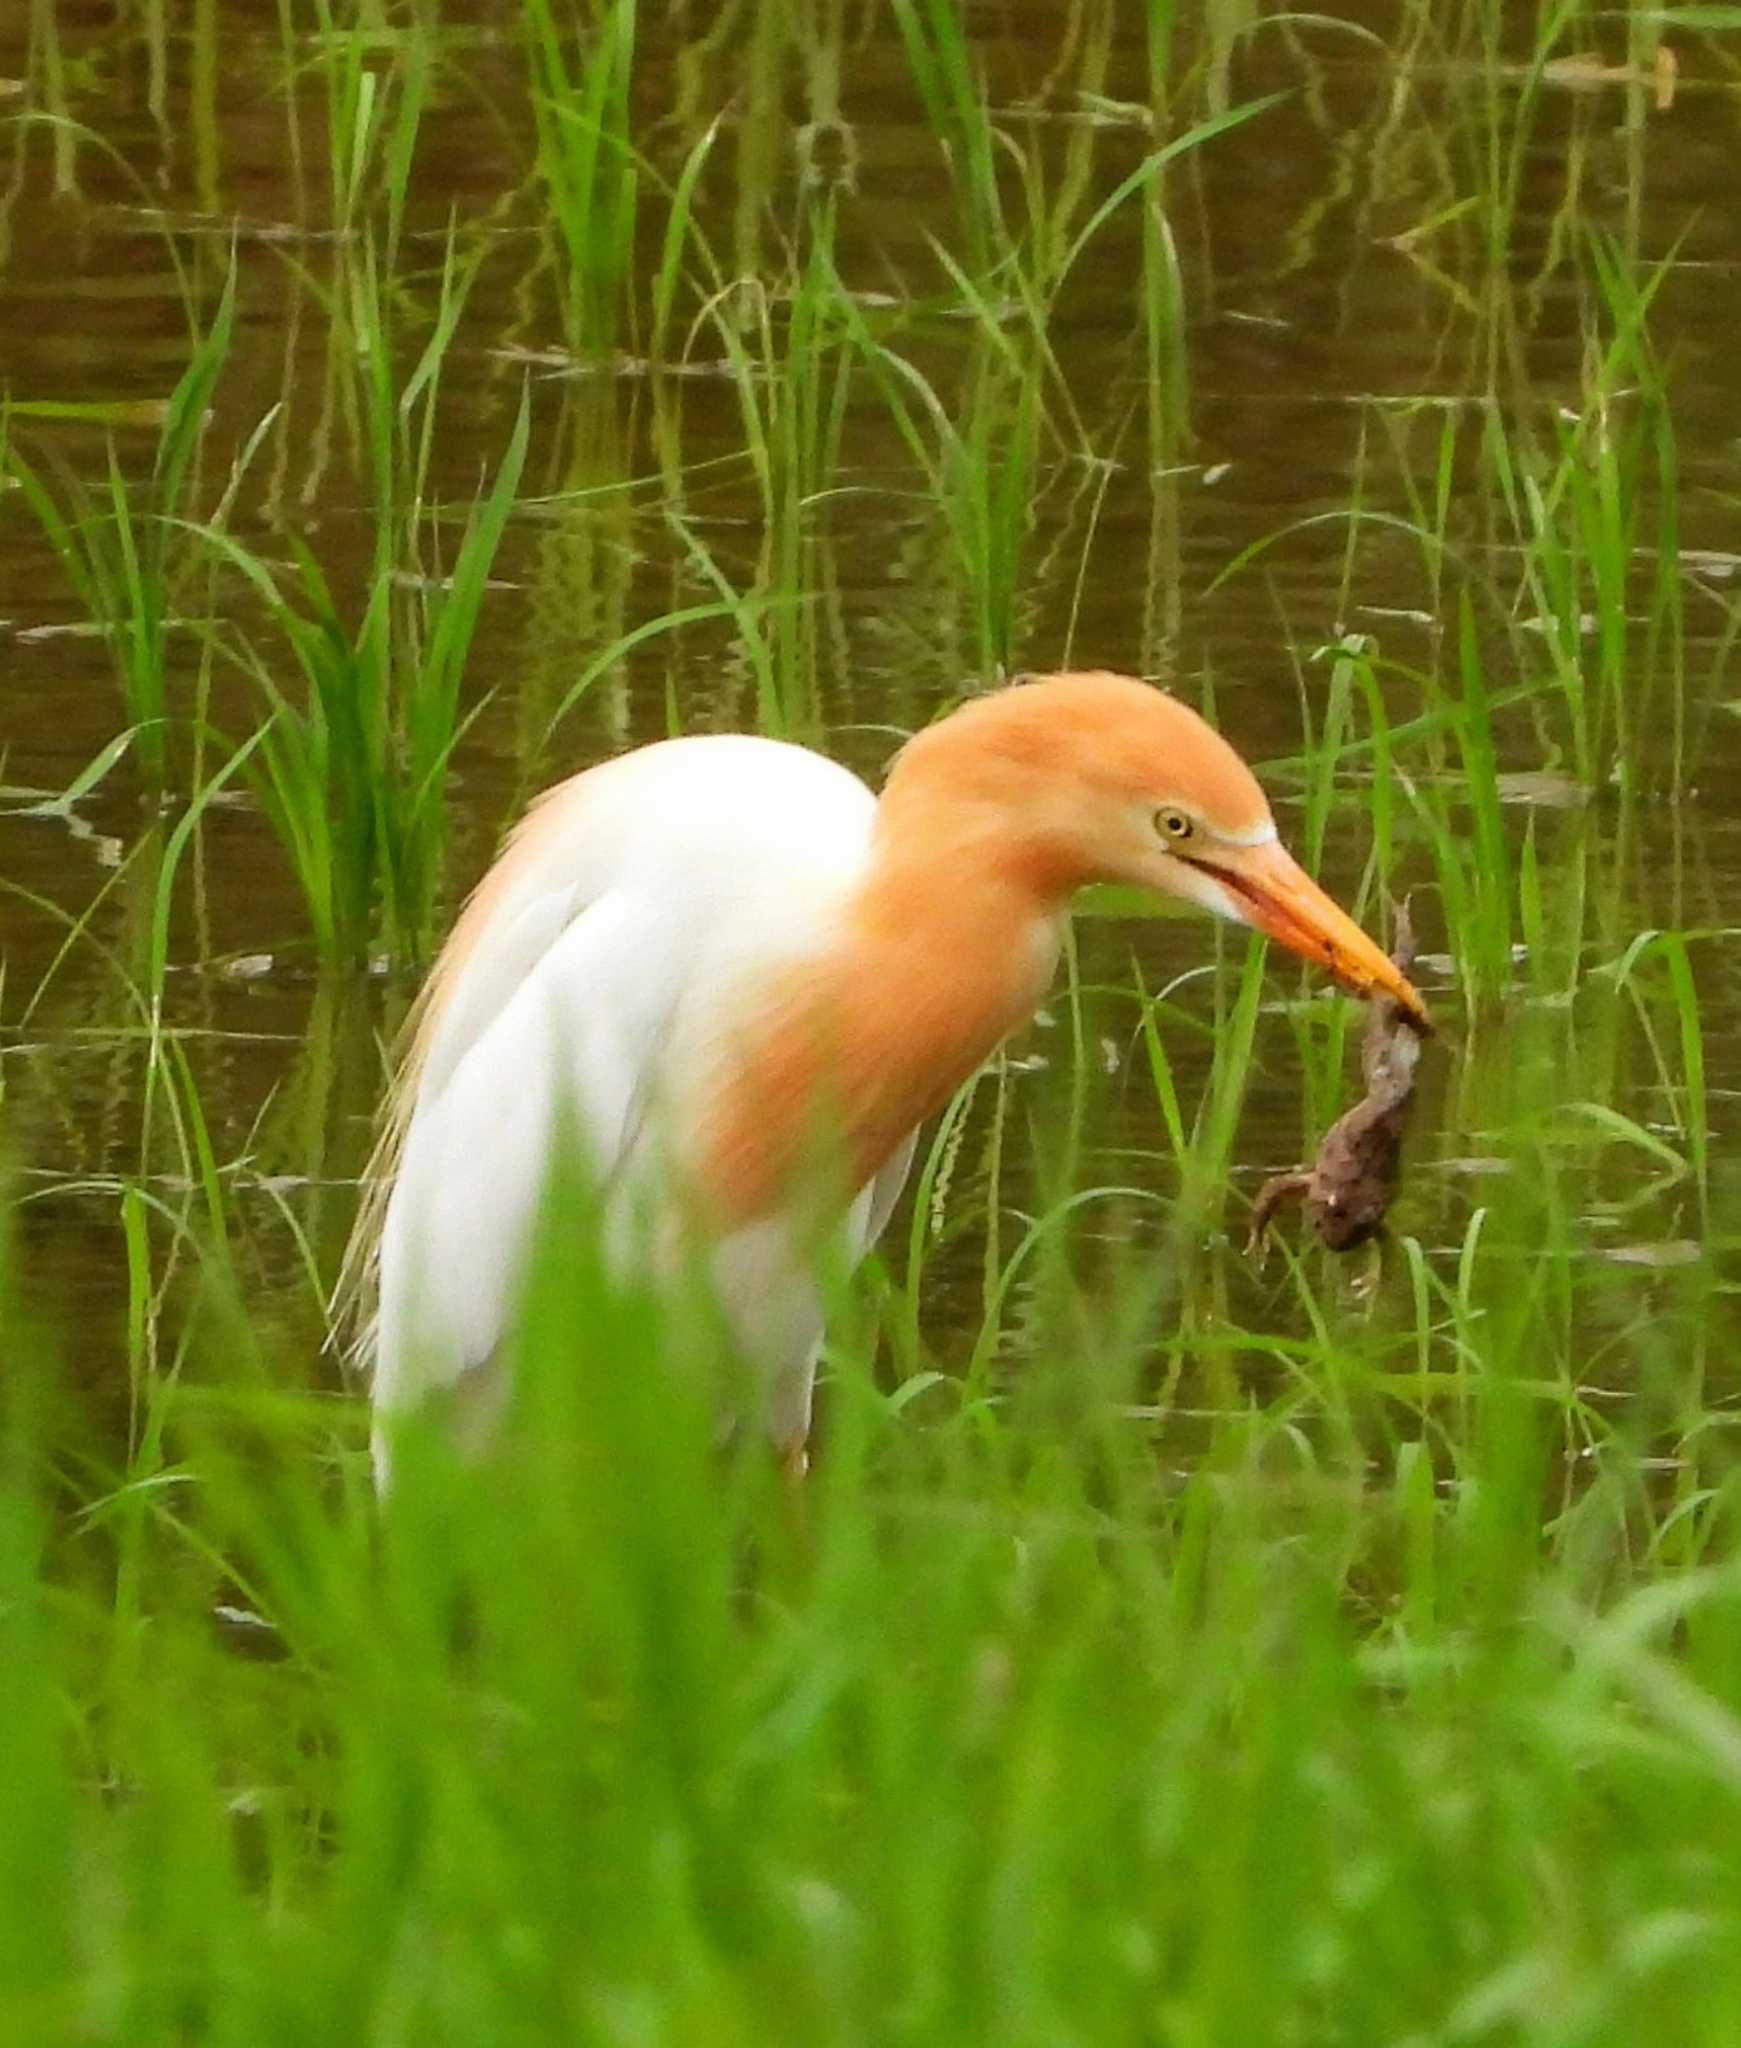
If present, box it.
[5,1167,1741,2048]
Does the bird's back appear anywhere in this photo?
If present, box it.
[353,733,885,1458]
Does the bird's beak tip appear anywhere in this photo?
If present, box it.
[1359,960,1432,1034]
[1316,926,1432,1033]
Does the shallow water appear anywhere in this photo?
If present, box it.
[2,2,1739,1401]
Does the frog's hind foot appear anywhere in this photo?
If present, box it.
[1348,1235,1386,1305]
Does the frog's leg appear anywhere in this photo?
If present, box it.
[1348,1230,1387,1305]
[1246,1171,1311,1261]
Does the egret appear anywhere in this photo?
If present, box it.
[342,670,1426,1482]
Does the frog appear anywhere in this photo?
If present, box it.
[1246,906,1425,1262]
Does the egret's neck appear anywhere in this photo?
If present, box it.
[697,815,1067,1222]
[851,827,1068,1049]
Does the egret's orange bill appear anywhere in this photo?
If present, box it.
[1191,840,1430,1028]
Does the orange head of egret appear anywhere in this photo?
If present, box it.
[880,671,1428,1027]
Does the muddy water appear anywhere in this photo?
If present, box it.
[2,3,1739,1395]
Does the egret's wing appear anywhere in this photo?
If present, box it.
[332,764,628,1365]
[372,884,683,1417]
[865,1129,918,1250]
[349,732,890,1481]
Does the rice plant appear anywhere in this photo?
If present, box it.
[201,235,529,966]
[2,262,237,788]
[524,0,639,359]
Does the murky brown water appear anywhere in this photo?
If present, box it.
[4,2,1740,1394]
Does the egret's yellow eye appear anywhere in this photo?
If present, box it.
[1155,807,1194,844]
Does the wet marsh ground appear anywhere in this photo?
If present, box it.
[5,1,1741,2039]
